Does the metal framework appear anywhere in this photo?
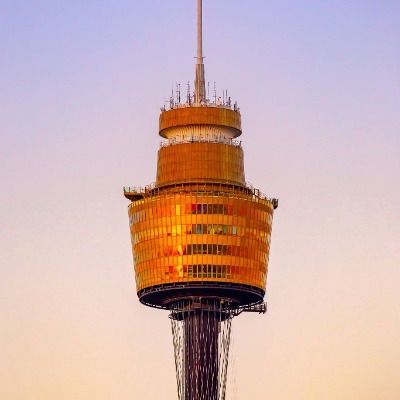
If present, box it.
[170,299,233,400]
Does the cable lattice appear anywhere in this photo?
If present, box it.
[170,300,234,400]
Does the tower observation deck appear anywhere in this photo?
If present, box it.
[124,1,278,399]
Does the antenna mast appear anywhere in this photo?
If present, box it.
[194,0,206,104]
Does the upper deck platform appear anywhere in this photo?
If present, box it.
[123,180,279,210]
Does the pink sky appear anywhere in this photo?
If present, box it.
[1,1,399,399]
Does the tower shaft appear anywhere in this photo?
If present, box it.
[184,311,219,400]
[170,300,233,400]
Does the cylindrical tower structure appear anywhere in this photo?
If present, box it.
[124,2,278,399]
[126,106,276,309]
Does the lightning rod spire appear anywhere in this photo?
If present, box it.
[194,0,206,104]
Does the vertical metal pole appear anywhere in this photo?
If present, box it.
[194,0,206,104]
[197,0,203,64]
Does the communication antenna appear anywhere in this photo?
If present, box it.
[214,82,217,104]
[176,84,181,104]
[194,0,206,103]
[187,82,192,104]
[170,85,175,109]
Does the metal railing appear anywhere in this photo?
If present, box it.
[161,99,240,113]
[124,180,278,207]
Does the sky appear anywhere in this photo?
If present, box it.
[1,0,399,399]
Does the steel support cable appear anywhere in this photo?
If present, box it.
[170,300,234,400]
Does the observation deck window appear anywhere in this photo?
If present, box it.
[167,265,229,279]
[184,244,248,257]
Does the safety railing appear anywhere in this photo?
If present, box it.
[124,180,278,207]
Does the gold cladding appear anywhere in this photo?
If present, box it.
[159,107,242,138]
[156,143,245,186]
[128,194,274,293]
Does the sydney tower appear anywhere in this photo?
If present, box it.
[124,1,278,399]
